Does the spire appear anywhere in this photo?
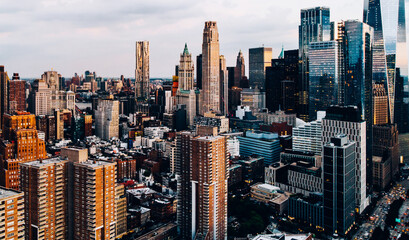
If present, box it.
[183,43,189,55]
[278,44,284,59]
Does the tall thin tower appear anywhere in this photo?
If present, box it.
[135,41,150,102]
[363,0,406,123]
[201,21,220,115]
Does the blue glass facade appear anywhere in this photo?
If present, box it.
[308,41,338,120]
[237,131,281,166]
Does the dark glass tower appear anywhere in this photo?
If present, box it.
[323,135,356,236]
[364,0,407,124]
[196,54,202,89]
[299,7,331,121]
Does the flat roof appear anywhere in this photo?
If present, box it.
[21,157,67,167]
[77,160,115,168]
[0,186,23,200]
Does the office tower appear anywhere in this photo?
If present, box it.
[282,50,299,113]
[176,132,228,240]
[292,120,322,155]
[0,112,47,190]
[235,50,245,87]
[73,160,116,240]
[176,44,198,126]
[322,106,368,213]
[135,41,150,101]
[94,98,119,140]
[373,83,388,125]
[116,184,127,237]
[395,68,409,132]
[308,41,338,120]
[241,88,266,112]
[41,70,61,91]
[20,157,68,240]
[8,74,26,113]
[54,110,65,140]
[201,21,221,115]
[373,124,399,176]
[227,66,236,89]
[220,55,228,115]
[0,66,9,127]
[364,0,407,123]
[238,130,281,166]
[265,58,284,112]
[323,135,356,236]
[196,54,202,89]
[178,43,194,91]
[299,7,331,121]
[249,47,273,89]
[36,115,56,142]
[0,186,24,240]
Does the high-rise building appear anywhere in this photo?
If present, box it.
[373,124,400,176]
[135,41,150,101]
[220,55,228,115]
[322,106,369,213]
[373,83,389,125]
[8,74,26,113]
[20,157,68,240]
[41,71,61,91]
[299,7,331,121]
[0,186,24,240]
[201,21,221,115]
[323,135,356,236]
[0,66,9,127]
[241,88,266,112]
[364,0,408,123]
[0,112,47,190]
[94,98,119,140]
[395,68,409,132]
[176,44,198,126]
[115,184,127,237]
[73,160,116,240]
[249,47,273,89]
[196,54,202,89]
[176,132,228,240]
[308,41,338,120]
[292,120,322,155]
[265,58,284,112]
[235,50,245,87]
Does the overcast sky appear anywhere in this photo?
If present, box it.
[0,0,389,78]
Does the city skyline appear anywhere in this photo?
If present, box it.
[1,0,377,78]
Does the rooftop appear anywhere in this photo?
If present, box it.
[77,159,115,168]
[0,186,23,200]
[253,183,280,193]
[21,157,67,167]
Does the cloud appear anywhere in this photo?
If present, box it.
[0,0,386,78]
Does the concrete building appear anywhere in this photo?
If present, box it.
[0,66,9,127]
[292,120,322,155]
[20,157,68,240]
[8,77,26,113]
[249,47,273,89]
[73,160,117,240]
[250,183,289,214]
[41,70,61,91]
[176,132,228,240]
[373,156,391,191]
[135,41,150,101]
[194,111,229,134]
[323,135,356,236]
[0,186,24,240]
[201,21,221,115]
[220,55,229,115]
[373,124,400,177]
[241,88,266,112]
[116,184,127,237]
[288,193,324,229]
[95,98,119,140]
[322,106,368,213]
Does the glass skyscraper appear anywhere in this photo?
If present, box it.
[364,0,408,123]
[299,7,331,121]
[308,41,338,120]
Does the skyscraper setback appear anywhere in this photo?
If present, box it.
[135,41,150,101]
[201,21,221,115]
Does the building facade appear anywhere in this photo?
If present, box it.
[0,186,24,240]
[95,98,119,140]
[249,47,273,89]
[135,41,150,101]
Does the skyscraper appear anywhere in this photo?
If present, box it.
[8,73,26,113]
[41,70,61,91]
[323,135,356,236]
[235,50,245,87]
[135,41,150,101]
[176,132,228,240]
[373,83,389,125]
[265,58,284,112]
[364,0,407,123]
[196,54,202,89]
[0,66,9,127]
[201,21,221,115]
[249,47,273,89]
[220,55,228,115]
[94,97,119,140]
[322,106,369,213]
[20,157,68,240]
[299,7,331,121]
[308,41,339,120]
